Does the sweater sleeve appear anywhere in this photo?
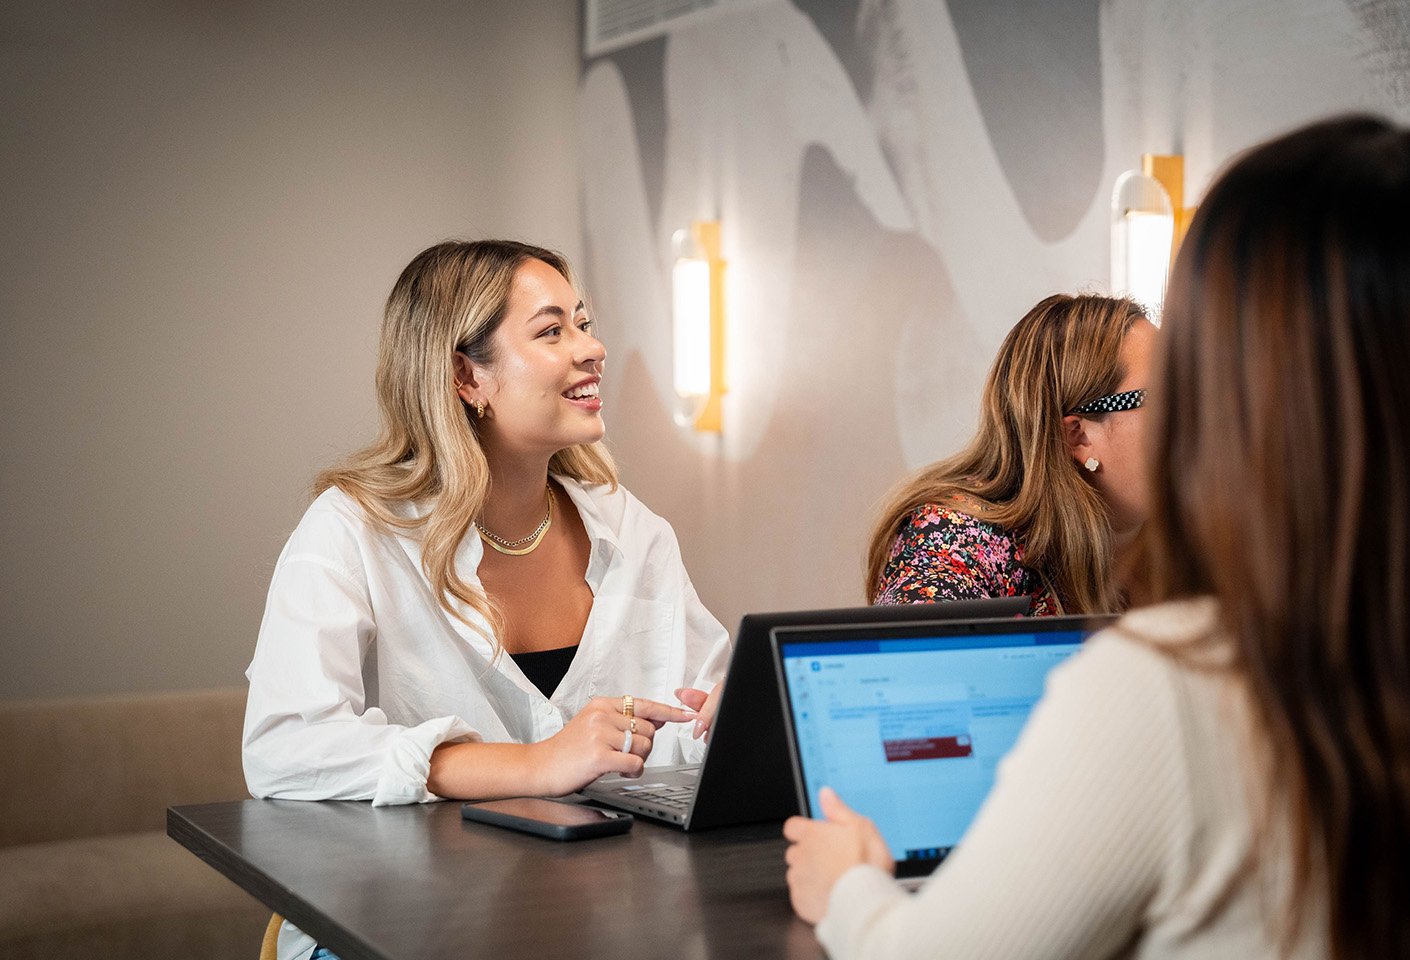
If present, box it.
[815,634,1188,960]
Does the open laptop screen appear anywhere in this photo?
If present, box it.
[773,616,1112,878]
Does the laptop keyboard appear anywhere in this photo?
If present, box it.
[618,782,693,811]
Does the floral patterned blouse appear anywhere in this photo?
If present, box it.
[873,503,1061,617]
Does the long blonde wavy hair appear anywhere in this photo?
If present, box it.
[864,294,1147,613]
[315,240,617,642]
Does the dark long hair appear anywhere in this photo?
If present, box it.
[1148,115,1410,958]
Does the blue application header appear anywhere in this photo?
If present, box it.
[779,631,1086,659]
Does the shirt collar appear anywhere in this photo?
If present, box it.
[552,474,622,593]
[401,476,623,590]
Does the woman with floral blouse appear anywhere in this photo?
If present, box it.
[866,294,1157,615]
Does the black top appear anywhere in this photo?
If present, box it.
[508,644,578,698]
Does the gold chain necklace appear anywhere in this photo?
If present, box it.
[477,485,554,556]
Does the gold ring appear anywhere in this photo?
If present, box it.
[630,718,638,734]
[622,695,634,718]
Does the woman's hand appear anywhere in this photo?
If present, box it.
[782,787,894,924]
[674,681,723,740]
[530,695,696,797]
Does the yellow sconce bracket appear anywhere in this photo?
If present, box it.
[671,220,727,433]
[1141,154,1196,268]
[1112,154,1198,323]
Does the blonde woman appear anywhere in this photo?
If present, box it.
[243,239,728,805]
[866,294,1156,615]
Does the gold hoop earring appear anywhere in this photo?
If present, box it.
[475,400,486,419]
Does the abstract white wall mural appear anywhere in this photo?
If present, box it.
[578,0,1410,624]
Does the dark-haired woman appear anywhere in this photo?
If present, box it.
[785,114,1410,959]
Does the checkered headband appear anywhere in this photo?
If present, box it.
[1068,388,1145,416]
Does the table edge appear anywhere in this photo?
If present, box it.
[167,801,389,960]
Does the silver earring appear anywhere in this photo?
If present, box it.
[475,400,486,419]
[1084,457,1099,472]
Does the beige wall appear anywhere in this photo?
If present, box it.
[0,0,581,700]
[6,0,1408,702]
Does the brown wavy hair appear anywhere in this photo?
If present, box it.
[315,240,617,646]
[865,294,1147,613]
[1148,115,1410,958]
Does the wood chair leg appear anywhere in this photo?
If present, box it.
[259,913,283,960]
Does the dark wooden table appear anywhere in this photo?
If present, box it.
[168,800,824,960]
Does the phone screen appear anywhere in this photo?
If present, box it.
[467,798,620,827]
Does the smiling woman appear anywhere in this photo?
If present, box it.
[241,240,731,960]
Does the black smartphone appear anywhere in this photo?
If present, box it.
[461,797,633,841]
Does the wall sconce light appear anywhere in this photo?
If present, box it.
[1111,154,1193,323]
[671,220,726,432]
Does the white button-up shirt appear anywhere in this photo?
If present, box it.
[242,476,731,806]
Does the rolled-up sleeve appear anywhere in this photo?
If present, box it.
[243,540,480,806]
[684,577,731,692]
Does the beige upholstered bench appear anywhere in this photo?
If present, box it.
[0,689,269,959]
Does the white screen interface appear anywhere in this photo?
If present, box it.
[780,630,1084,863]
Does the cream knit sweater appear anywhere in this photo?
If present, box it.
[815,599,1328,960]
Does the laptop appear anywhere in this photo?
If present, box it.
[580,596,1030,830]
[772,613,1116,881]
